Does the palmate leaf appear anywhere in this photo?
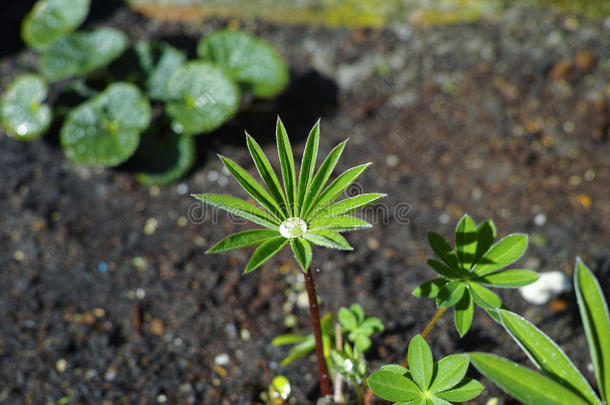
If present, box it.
[219,155,286,220]
[474,219,497,263]
[192,193,279,229]
[245,237,288,273]
[412,278,447,298]
[429,354,469,393]
[301,139,349,217]
[474,269,539,288]
[207,229,280,253]
[309,215,371,232]
[472,233,528,276]
[297,120,320,216]
[427,232,460,271]
[454,289,474,337]
[434,378,484,401]
[307,163,371,217]
[408,335,434,390]
[246,133,288,216]
[276,118,298,216]
[290,238,312,271]
[574,258,610,402]
[498,309,602,405]
[436,281,466,308]
[313,193,386,219]
[303,229,353,251]
[367,371,421,402]
[469,352,590,405]
[469,282,502,311]
[455,214,478,271]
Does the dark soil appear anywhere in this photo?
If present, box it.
[1,2,609,404]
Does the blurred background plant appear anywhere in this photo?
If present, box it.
[1,0,288,185]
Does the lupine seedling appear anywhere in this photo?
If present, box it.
[194,118,385,396]
[368,335,484,404]
[469,259,610,405]
[258,375,291,405]
[273,304,384,403]
[413,214,539,336]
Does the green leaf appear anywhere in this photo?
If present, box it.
[270,375,291,400]
[145,43,187,101]
[474,219,497,264]
[427,259,461,280]
[271,334,309,346]
[474,269,540,288]
[309,215,371,232]
[429,397,452,405]
[436,281,466,308]
[246,133,289,217]
[303,229,353,250]
[408,335,434,390]
[197,29,288,98]
[40,28,127,82]
[454,289,473,337]
[468,352,590,405]
[455,214,478,271]
[381,364,409,376]
[245,236,288,273]
[301,139,348,217]
[133,130,195,185]
[166,61,240,135]
[313,193,386,219]
[290,238,312,272]
[307,163,371,217]
[469,282,502,311]
[219,155,286,220]
[413,279,447,298]
[434,377,484,401]
[427,232,460,271]
[367,370,421,402]
[21,0,90,51]
[279,336,315,365]
[276,118,297,216]
[206,229,280,253]
[472,234,528,276]
[0,74,51,141]
[404,398,426,405]
[338,307,358,331]
[192,194,279,229]
[497,309,601,405]
[429,354,469,393]
[574,258,610,402]
[60,83,151,167]
[297,120,320,216]
[355,334,372,352]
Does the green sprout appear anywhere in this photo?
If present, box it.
[414,214,539,336]
[194,118,385,396]
[469,259,610,405]
[368,335,484,404]
[338,303,384,353]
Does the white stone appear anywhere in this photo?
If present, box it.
[519,271,570,305]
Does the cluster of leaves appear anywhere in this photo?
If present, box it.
[470,259,610,405]
[272,304,384,399]
[1,0,288,185]
[414,214,539,336]
[196,118,386,273]
[257,375,291,405]
[368,335,484,404]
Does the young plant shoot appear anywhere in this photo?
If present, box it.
[194,118,385,396]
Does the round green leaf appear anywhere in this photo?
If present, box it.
[133,130,195,185]
[40,28,128,82]
[60,83,151,167]
[197,29,289,98]
[143,42,187,101]
[165,61,240,135]
[1,74,51,141]
[21,0,90,51]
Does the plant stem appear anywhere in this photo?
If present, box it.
[304,268,332,397]
[355,383,364,405]
[421,306,448,339]
[334,323,344,403]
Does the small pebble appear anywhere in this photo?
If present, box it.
[520,271,570,305]
[176,184,188,195]
[157,394,167,403]
[367,237,379,250]
[104,367,117,381]
[177,216,188,227]
[149,186,160,197]
[240,329,251,341]
[144,218,159,235]
[136,288,146,300]
[214,353,230,366]
[296,291,309,309]
[13,250,25,262]
[133,257,148,270]
[534,213,547,226]
[56,359,67,373]
[97,261,108,273]
[386,155,399,167]
[438,213,450,224]
[207,170,219,182]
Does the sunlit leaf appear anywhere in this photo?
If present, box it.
[472,234,528,276]
[290,237,312,272]
[474,269,539,288]
[303,229,352,250]
[0,74,51,141]
[367,370,421,402]
[245,236,288,273]
[429,354,469,393]
[192,193,279,229]
[276,118,297,215]
[413,278,447,298]
[207,229,280,253]
[454,289,473,337]
[434,378,484,402]
[455,214,477,271]
[408,335,434,390]
[297,120,320,215]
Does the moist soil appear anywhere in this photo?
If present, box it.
[1,2,609,404]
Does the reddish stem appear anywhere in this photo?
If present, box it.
[304,268,332,397]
